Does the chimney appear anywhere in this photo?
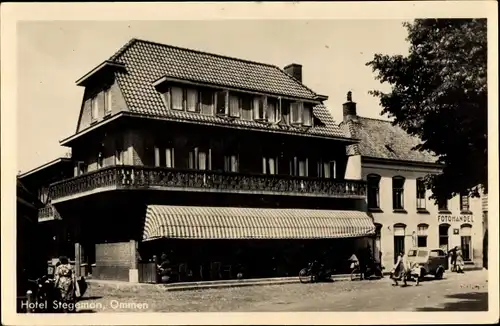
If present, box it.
[343,91,357,122]
[284,63,302,82]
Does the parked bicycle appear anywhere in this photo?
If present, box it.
[299,260,333,283]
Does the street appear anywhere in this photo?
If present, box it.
[77,269,488,312]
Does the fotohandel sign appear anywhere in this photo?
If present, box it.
[438,215,474,223]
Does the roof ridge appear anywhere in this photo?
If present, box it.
[108,38,139,61]
[358,116,393,123]
[123,38,282,69]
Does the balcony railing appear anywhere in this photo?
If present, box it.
[38,204,61,222]
[49,165,366,202]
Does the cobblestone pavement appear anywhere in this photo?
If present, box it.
[77,269,488,312]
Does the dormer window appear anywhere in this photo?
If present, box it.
[229,94,240,117]
[170,86,184,111]
[303,104,312,126]
[290,101,303,125]
[215,90,228,116]
[253,96,266,121]
[267,98,280,123]
[186,88,199,112]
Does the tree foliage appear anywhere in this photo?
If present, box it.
[366,19,487,202]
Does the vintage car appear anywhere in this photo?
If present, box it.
[407,248,447,280]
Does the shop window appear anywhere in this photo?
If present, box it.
[439,224,450,252]
[367,174,381,210]
[460,224,473,261]
[460,193,470,212]
[416,178,426,210]
[393,224,406,264]
[417,224,429,248]
[317,160,336,179]
[392,176,405,210]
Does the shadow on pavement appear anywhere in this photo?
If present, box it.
[415,292,488,311]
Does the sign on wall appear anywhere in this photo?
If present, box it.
[438,215,474,224]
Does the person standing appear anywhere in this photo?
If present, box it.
[456,249,465,273]
[53,256,80,313]
[449,246,458,272]
[391,251,409,286]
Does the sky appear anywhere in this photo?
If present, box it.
[17,20,410,173]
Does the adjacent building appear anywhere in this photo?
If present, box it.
[341,93,484,270]
[22,38,377,283]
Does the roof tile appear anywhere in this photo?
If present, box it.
[107,38,347,139]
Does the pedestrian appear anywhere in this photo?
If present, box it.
[456,249,465,273]
[53,256,80,313]
[391,251,409,287]
[449,246,458,272]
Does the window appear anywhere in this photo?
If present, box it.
[439,224,450,252]
[262,157,278,175]
[253,96,266,120]
[438,198,449,211]
[224,154,239,173]
[229,94,240,117]
[367,174,381,209]
[460,193,470,212]
[215,91,228,115]
[188,147,210,170]
[154,146,175,168]
[460,224,473,261]
[170,86,184,111]
[97,152,104,169]
[115,141,125,165]
[200,90,214,115]
[239,96,252,120]
[430,249,445,257]
[290,157,308,177]
[416,178,426,210]
[186,88,199,112]
[303,104,312,126]
[392,176,405,210]
[290,102,303,124]
[267,98,279,123]
[417,224,429,248]
[91,96,99,121]
[76,161,87,176]
[317,160,336,178]
[282,101,291,125]
[104,88,112,114]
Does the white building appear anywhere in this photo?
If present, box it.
[341,92,484,271]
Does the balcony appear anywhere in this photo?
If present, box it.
[38,204,61,222]
[49,165,366,203]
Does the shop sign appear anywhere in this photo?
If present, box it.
[438,215,474,223]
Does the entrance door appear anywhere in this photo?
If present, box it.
[393,225,406,264]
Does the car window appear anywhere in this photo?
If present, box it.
[408,250,417,257]
[418,250,428,257]
[430,250,443,257]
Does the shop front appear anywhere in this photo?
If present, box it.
[130,205,376,283]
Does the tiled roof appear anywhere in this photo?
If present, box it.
[341,117,438,163]
[106,38,348,139]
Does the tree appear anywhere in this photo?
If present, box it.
[366,19,487,202]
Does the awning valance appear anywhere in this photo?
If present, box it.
[143,205,375,241]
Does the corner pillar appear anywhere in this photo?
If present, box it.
[129,240,139,283]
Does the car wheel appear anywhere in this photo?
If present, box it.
[435,267,444,280]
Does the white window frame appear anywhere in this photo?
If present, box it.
[290,101,303,124]
[91,96,99,121]
[303,104,312,126]
[105,88,112,115]
[253,96,267,120]
[229,94,240,117]
[170,86,185,111]
[185,88,199,113]
[215,90,228,116]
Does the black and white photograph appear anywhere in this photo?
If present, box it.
[1,2,498,325]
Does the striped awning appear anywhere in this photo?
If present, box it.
[143,205,375,241]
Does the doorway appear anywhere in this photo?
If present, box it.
[393,224,406,264]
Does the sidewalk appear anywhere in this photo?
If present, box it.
[86,268,486,292]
